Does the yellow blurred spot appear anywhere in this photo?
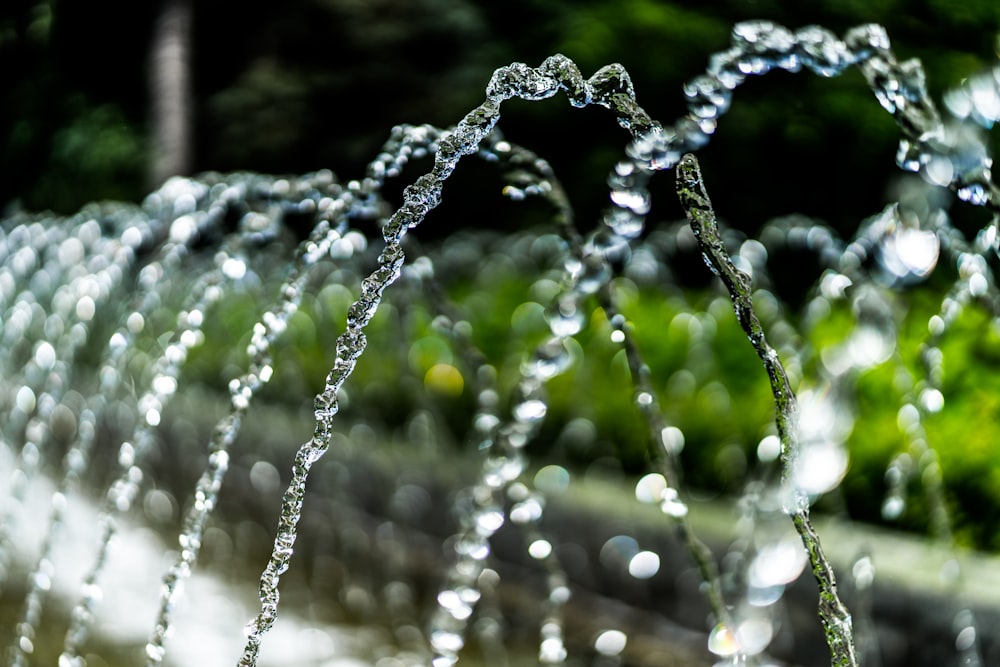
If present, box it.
[424,364,463,397]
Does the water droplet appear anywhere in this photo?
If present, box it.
[594,629,627,656]
[534,465,570,494]
[546,300,584,337]
[660,487,689,518]
[34,341,56,370]
[610,188,651,216]
[749,538,808,588]
[514,398,548,423]
[430,629,465,654]
[16,386,36,413]
[919,387,944,413]
[757,435,781,462]
[794,441,848,495]
[627,550,660,579]
[599,535,639,571]
[539,636,567,664]
[882,495,906,520]
[969,272,988,296]
[736,616,774,655]
[525,337,573,381]
[127,311,145,333]
[510,497,543,524]
[74,295,97,322]
[476,509,505,535]
[222,257,247,280]
[956,624,977,652]
[635,473,667,504]
[852,555,875,589]
[846,325,895,368]
[529,539,553,559]
[660,426,685,455]
[878,226,939,283]
[707,623,740,657]
[152,375,178,397]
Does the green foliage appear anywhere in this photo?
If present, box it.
[7,0,1000,550]
[5,0,1000,224]
[26,102,147,211]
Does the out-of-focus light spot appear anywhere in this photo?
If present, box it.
[969,272,988,297]
[599,535,639,572]
[707,624,740,657]
[924,156,954,187]
[75,295,96,322]
[424,364,463,397]
[509,496,543,524]
[476,510,504,534]
[179,329,203,348]
[169,215,196,243]
[660,426,685,455]
[635,473,666,504]
[539,637,567,663]
[628,550,660,579]
[882,495,905,520]
[143,489,177,524]
[16,386,36,413]
[513,398,547,423]
[534,465,570,495]
[852,555,875,589]
[956,624,977,652]
[222,257,247,280]
[660,487,689,518]
[920,387,944,413]
[127,312,145,334]
[749,538,808,588]
[878,227,939,283]
[34,341,56,370]
[511,301,546,335]
[757,435,781,462]
[594,629,627,656]
[736,616,774,655]
[121,226,143,248]
[152,375,177,397]
[528,539,552,559]
[250,461,281,495]
[794,441,848,495]
[842,325,895,369]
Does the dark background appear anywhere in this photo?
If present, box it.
[2,0,999,241]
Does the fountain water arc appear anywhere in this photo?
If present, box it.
[1,18,1000,667]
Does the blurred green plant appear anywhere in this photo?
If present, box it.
[3,0,999,226]
[6,0,1000,549]
[174,213,1000,552]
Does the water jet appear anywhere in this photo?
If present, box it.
[2,20,1000,667]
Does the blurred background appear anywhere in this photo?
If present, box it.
[4,3,1000,664]
[4,0,1000,539]
[2,0,999,236]
[5,0,1000,545]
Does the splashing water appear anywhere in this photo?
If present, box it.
[1,18,999,667]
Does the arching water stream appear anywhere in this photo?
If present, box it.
[2,20,1000,667]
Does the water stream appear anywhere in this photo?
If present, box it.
[2,19,1000,667]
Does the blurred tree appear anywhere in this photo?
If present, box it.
[0,0,153,212]
[148,0,193,187]
[1,0,998,234]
